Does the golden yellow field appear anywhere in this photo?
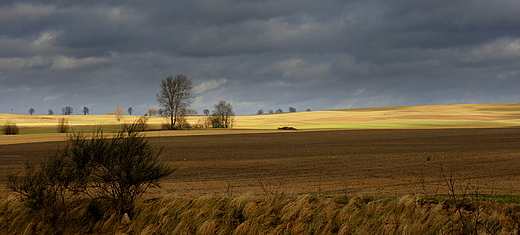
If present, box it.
[2,103,520,145]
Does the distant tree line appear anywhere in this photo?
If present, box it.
[26,106,139,116]
[257,107,311,114]
[19,74,295,130]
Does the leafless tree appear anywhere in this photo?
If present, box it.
[275,108,283,113]
[289,107,296,112]
[29,108,35,115]
[209,100,235,128]
[83,106,89,115]
[114,107,124,122]
[157,74,194,129]
[127,107,133,115]
[257,109,264,114]
[62,106,73,115]
[48,109,54,115]
[147,108,160,116]
[203,109,210,116]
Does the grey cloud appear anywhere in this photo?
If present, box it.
[1,0,520,115]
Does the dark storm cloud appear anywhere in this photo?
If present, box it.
[1,0,520,115]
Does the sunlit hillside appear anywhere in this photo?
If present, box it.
[234,103,520,129]
[1,103,519,139]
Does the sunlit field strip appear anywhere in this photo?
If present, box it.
[1,103,520,137]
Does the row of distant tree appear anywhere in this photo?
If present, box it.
[30,105,307,116]
[257,107,311,114]
[28,106,87,115]
[24,74,306,129]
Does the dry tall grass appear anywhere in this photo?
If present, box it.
[1,194,519,234]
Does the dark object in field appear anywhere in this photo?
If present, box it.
[278,126,297,130]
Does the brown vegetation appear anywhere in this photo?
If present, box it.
[2,121,19,135]
[0,194,519,234]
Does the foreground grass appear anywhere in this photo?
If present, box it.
[1,194,519,234]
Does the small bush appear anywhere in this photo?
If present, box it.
[3,121,19,135]
[175,115,191,129]
[57,118,69,133]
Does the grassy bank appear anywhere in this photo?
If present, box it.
[1,194,519,234]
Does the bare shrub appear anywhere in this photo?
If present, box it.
[61,127,175,216]
[175,115,191,129]
[3,121,19,135]
[57,118,69,133]
[199,116,212,128]
[8,119,175,222]
[7,155,82,225]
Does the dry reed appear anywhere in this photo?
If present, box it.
[0,194,519,234]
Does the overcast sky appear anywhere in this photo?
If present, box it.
[1,0,520,115]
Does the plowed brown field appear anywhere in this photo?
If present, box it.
[1,128,520,197]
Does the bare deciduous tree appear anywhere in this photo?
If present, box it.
[157,74,194,130]
[83,106,89,115]
[48,109,54,115]
[127,107,133,115]
[289,107,296,112]
[147,108,160,116]
[257,109,264,115]
[209,100,235,128]
[203,109,210,116]
[62,106,73,115]
[114,107,124,122]
[29,108,35,115]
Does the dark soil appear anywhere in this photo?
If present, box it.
[2,128,520,196]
